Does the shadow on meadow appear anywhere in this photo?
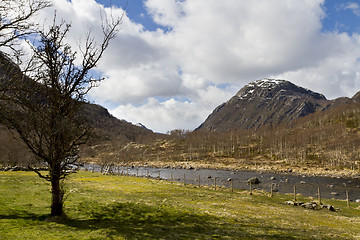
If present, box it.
[0,211,48,222]
[66,201,300,239]
[0,202,307,239]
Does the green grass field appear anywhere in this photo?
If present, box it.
[0,171,359,239]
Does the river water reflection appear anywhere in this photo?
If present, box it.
[82,164,360,201]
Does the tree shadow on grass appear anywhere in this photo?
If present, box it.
[0,209,48,222]
[0,203,314,239]
[64,201,303,239]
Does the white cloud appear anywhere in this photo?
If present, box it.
[144,0,185,27]
[110,98,204,133]
[36,0,360,133]
[344,2,360,16]
[273,32,360,99]
[110,84,236,133]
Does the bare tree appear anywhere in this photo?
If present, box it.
[0,14,121,216]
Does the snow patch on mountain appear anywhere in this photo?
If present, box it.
[236,78,326,101]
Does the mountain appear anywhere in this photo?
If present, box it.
[0,52,157,144]
[197,78,358,131]
[135,122,150,130]
[81,103,156,143]
[353,91,360,102]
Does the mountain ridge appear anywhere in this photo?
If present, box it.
[0,51,157,145]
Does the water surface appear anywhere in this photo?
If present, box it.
[82,164,360,201]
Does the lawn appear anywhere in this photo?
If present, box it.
[0,171,359,239]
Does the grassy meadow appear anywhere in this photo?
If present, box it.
[0,171,360,239]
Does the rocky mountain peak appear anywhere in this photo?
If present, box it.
[235,78,326,101]
[197,79,331,131]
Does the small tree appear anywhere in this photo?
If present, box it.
[0,14,120,216]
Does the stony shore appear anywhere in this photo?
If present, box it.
[101,159,360,179]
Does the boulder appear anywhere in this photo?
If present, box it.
[285,201,303,206]
[322,205,336,211]
[247,177,260,184]
[301,202,319,210]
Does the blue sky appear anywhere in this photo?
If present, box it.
[95,0,360,34]
[96,0,161,30]
[322,0,360,33]
[43,0,360,133]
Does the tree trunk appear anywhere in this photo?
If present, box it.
[50,167,63,217]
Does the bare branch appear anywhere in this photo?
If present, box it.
[31,167,51,181]
[0,0,52,56]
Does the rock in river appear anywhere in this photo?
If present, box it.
[247,177,261,184]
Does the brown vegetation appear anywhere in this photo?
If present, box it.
[82,103,360,176]
[2,100,359,177]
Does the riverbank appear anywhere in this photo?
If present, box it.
[82,162,360,201]
[95,158,360,179]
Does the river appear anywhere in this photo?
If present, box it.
[82,164,360,202]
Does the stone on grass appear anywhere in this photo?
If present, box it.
[301,202,319,210]
[285,201,303,206]
[322,205,336,211]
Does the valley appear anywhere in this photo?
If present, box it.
[80,80,360,178]
[1,78,360,178]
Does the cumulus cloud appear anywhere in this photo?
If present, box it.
[273,33,360,99]
[110,85,237,133]
[144,0,185,27]
[110,98,203,133]
[37,0,360,132]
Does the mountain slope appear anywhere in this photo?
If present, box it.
[353,91,360,102]
[0,51,157,149]
[197,78,356,131]
[82,103,156,143]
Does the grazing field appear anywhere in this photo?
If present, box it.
[0,171,359,239]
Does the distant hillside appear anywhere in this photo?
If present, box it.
[197,79,359,131]
[99,99,360,174]
[0,52,160,167]
[0,51,157,141]
[82,103,156,143]
[353,91,360,102]
[48,79,360,173]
